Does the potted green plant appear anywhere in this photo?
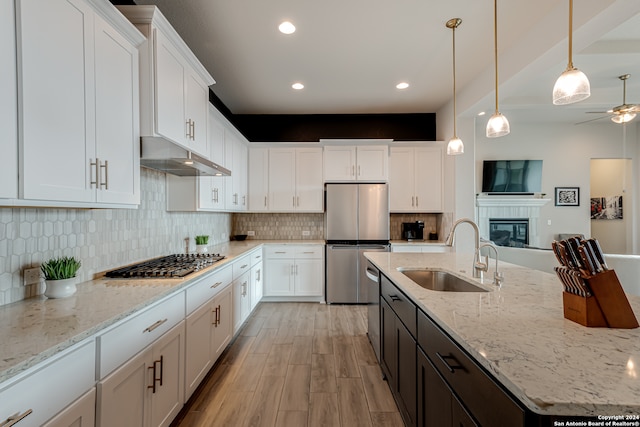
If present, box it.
[195,235,209,254]
[41,256,81,298]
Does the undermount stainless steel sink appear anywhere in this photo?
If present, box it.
[398,269,489,292]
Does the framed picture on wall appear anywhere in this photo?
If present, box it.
[555,187,579,206]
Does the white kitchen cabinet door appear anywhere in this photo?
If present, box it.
[211,285,233,360]
[94,14,140,205]
[356,145,388,181]
[268,148,296,211]
[250,261,263,311]
[389,147,416,211]
[43,388,95,427]
[295,148,324,211]
[1,0,17,199]
[208,104,226,165]
[414,146,443,212]
[234,136,248,211]
[294,258,324,296]
[97,346,150,427]
[184,71,209,157]
[249,147,270,211]
[154,30,187,148]
[233,272,251,334]
[18,0,95,203]
[184,301,214,400]
[323,146,356,181]
[264,259,294,296]
[149,323,184,427]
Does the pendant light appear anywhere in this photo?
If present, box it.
[486,0,510,138]
[446,18,464,156]
[552,0,590,105]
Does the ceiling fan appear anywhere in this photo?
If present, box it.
[577,74,640,125]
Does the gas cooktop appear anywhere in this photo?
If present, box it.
[105,253,225,278]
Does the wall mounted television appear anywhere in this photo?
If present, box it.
[481,160,543,194]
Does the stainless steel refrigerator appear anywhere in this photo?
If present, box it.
[325,183,390,303]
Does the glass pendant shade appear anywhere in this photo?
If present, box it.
[486,112,510,138]
[553,68,591,105]
[611,112,636,124]
[447,137,464,155]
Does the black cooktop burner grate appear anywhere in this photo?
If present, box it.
[105,253,225,278]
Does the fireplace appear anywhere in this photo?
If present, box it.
[489,218,529,247]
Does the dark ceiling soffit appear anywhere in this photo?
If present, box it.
[210,90,436,143]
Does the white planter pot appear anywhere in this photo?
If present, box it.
[196,244,208,254]
[44,277,77,299]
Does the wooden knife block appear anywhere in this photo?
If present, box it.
[562,269,639,329]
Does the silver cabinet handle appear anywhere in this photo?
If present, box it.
[351,165,355,176]
[186,119,191,139]
[241,264,248,269]
[211,281,223,288]
[192,120,196,140]
[90,158,99,189]
[415,196,418,207]
[100,160,108,190]
[412,196,415,207]
[358,165,361,176]
[275,251,287,254]
[242,195,246,206]
[293,196,296,207]
[242,281,248,296]
[256,269,261,281]
[296,196,300,207]
[1,410,33,427]
[264,196,267,207]
[143,318,168,333]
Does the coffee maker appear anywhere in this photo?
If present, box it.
[402,221,425,241]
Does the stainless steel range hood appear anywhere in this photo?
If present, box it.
[140,137,231,177]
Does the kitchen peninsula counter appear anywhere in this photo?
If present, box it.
[365,251,640,417]
[0,240,322,384]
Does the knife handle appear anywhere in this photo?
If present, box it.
[582,242,602,274]
[559,241,579,270]
[551,241,566,266]
[588,238,609,270]
[578,245,596,276]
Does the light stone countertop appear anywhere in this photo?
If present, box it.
[390,240,447,245]
[364,251,640,417]
[0,240,324,384]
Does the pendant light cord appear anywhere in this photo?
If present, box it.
[567,0,574,69]
[494,0,499,113]
[452,23,457,138]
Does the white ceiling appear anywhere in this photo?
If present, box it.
[134,0,640,126]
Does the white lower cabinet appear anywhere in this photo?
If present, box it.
[0,339,95,427]
[250,260,263,311]
[184,283,232,400]
[264,245,324,298]
[391,244,449,253]
[43,388,96,427]
[233,271,251,334]
[97,321,185,427]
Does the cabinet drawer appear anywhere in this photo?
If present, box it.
[381,274,416,336]
[294,245,323,259]
[417,310,524,427]
[233,254,252,279]
[0,339,95,427]
[249,248,263,267]
[186,265,232,314]
[98,291,185,378]
[264,245,294,259]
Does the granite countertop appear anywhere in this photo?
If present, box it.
[390,240,446,245]
[364,251,640,417]
[0,240,324,384]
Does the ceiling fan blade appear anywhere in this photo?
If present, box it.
[575,115,610,125]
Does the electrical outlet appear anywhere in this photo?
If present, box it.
[247,231,255,236]
[302,230,310,236]
[24,267,41,286]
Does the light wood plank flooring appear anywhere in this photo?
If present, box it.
[172,302,403,427]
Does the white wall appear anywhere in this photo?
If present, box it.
[474,120,639,250]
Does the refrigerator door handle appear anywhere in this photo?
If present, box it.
[359,245,389,250]
[365,268,379,283]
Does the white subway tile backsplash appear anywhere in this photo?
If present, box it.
[0,168,232,306]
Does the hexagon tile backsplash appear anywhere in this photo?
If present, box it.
[0,168,231,306]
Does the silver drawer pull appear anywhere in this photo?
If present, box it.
[274,251,287,254]
[211,281,223,288]
[302,251,315,254]
[241,264,248,269]
[1,410,33,427]
[143,318,168,333]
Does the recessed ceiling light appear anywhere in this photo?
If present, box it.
[292,83,304,90]
[396,82,409,89]
[279,21,296,34]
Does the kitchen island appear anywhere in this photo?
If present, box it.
[365,251,640,420]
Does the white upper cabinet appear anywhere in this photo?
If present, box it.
[257,147,323,212]
[248,147,269,211]
[225,133,248,211]
[323,145,388,182]
[17,0,143,207]
[117,5,213,159]
[389,145,443,212]
[1,0,17,199]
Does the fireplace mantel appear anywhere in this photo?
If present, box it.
[476,195,551,247]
